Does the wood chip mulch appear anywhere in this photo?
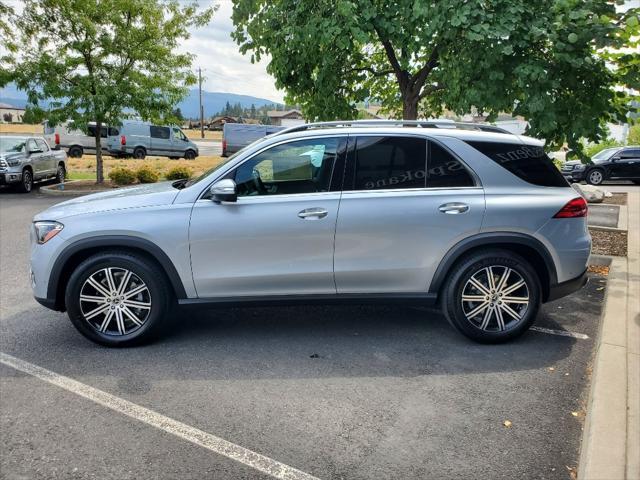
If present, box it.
[587,265,610,276]
[589,228,628,257]
[601,193,627,205]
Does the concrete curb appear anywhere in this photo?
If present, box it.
[579,189,639,480]
[38,181,116,197]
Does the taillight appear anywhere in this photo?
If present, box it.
[54,133,60,145]
[120,135,126,145]
[554,197,588,218]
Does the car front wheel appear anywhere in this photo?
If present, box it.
[587,169,605,185]
[65,251,172,347]
[441,249,541,343]
[17,169,33,193]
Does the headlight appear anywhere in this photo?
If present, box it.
[33,221,64,244]
[574,164,586,171]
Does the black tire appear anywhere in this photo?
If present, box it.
[441,249,541,343]
[632,180,640,185]
[133,147,146,159]
[55,163,66,183]
[184,149,196,160]
[17,169,33,193]
[586,168,605,185]
[68,145,83,158]
[65,251,172,347]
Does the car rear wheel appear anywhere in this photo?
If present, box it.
[587,169,605,185]
[55,164,66,183]
[184,149,196,160]
[441,249,541,343]
[133,147,146,159]
[65,251,172,347]
[17,169,33,193]
[68,146,83,158]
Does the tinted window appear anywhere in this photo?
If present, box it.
[108,127,119,136]
[35,139,49,152]
[234,138,340,196]
[173,127,187,142]
[467,141,568,187]
[352,136,426,190]
[150,126,170,140]
[621,149,640,158]
[87,125,109,138]
[428,141,475,187]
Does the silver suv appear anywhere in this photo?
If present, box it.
[30,120,591,346]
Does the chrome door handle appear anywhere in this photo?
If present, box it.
[438,203,469,214]
[298,207,328,219]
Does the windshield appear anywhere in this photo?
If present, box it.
[592,147,619,162]
[181,141,261,188]
[0,137,27,153]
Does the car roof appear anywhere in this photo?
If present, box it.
[271,126,544,147]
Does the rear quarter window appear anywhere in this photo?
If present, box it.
[467,141,568,187]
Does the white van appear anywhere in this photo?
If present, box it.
[44,122,120,158]
[107,120,199,159]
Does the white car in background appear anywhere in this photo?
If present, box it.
[44,121,119,158]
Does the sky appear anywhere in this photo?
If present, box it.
[3,0,284,102]
[178,0,284,102]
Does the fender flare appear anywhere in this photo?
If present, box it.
[427,232,558,295]
[47,235,187,307]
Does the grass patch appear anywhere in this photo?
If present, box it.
[66,155,225,182]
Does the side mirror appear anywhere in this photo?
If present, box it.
[210,179,237,203]
[611,156,621,162]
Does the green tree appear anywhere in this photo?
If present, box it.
[1,0,213,183]
[172,107,184,122]
[224,101,232,115]
[250,103,257,119]
[232,0,638,154]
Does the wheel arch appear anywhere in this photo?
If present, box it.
[48,236,187,311]
[428,233,557,302]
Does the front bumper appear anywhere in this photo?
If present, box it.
[547,268,588,302]
[0,172,22,185]
[562,170,586,183]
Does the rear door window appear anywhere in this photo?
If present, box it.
[351,136,426,190]
[621,149,640,159]
[150,126,171,140]
[427,141,475,187]
[466,141,568,187]
[35,139,49,152]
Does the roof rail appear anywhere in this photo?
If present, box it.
[272,119,513,137]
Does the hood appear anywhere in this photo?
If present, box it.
[34,181,180,221]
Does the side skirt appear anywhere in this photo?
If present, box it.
[178,292,438,309]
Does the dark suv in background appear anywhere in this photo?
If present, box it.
[562,146,640,185]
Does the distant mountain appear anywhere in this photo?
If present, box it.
[0,84,280,119]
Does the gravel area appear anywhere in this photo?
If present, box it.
[601,193,627,206]
[590,228,628,257]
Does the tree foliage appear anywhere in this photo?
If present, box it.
[1,0,213,183]
[232,0,639,154]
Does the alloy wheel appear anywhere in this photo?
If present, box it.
[461,265,530,331]
[589,170,603,184]
[23,172,32,192]
[79,267,151,335]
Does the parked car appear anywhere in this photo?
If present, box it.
[222,122,284,156]
[44,121,119,158]
[0,136,66,193]
[562,146,640,185]
[107,120,199,160]
[30,120,590,347]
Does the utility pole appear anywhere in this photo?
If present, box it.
[198,67,204,139]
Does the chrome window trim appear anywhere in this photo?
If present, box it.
[196,133,349,200]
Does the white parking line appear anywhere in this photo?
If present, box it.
[0,352,320,480]
[529,326,589,340]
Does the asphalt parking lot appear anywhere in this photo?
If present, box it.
[0,190,607,480]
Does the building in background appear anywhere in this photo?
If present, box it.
[267,109,304,127]
[0,103,26,123]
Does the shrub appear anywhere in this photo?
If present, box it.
[108,166,136,185]
[165,165,192,180]
[136,165,160,183]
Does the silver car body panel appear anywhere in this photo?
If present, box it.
[31,126,590,309]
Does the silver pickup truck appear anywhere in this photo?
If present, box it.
[0,136,67,193]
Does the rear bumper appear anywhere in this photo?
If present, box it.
[547,268,588,302]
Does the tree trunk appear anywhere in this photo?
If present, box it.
[402,91,419,120]
[95,120,104,184]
